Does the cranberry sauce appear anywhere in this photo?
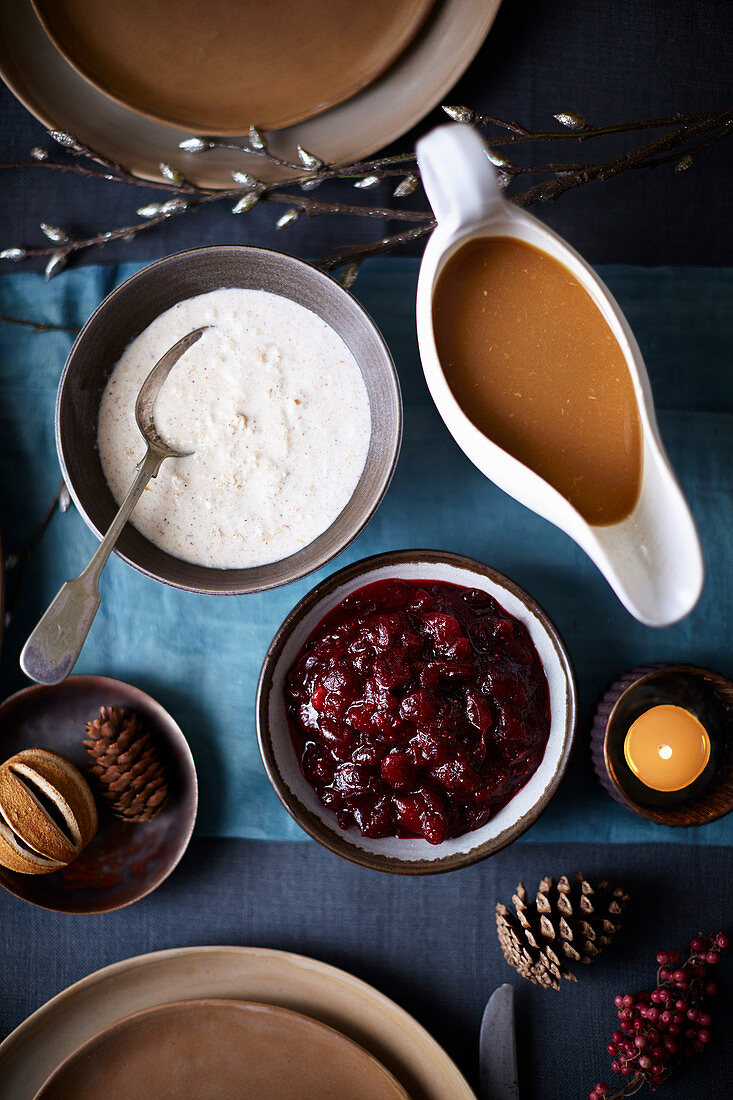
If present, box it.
[285,578,551,845]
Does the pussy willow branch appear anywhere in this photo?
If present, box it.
[0,106,730,614]
[509,110,732,207]
[0,107,729,279]
[323,108,732,270]
[320,224,435,273]
[458,108,726,143]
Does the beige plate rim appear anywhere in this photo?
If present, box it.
[0,945,476,1100]
[33,997,409,1100]
[0,0,502,188]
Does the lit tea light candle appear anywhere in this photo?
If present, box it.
[624,704,711,792]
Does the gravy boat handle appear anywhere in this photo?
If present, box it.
[417,123,504,235]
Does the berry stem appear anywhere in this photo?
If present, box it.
[594,934,727,1098]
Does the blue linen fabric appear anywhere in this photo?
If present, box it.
[0,259,731,844]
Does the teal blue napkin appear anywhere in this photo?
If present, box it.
[1,260,731,844]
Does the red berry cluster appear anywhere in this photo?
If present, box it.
[590,932,728,1100]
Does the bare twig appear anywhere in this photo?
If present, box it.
[511,111,731,207]
[320,223,435,271]
[0,315,79,334]
[464,107,729,144]
[0,159,184,191]
[265,191,431,222]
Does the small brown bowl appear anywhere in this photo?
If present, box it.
[0,676,197,913]
[591,664,733,827]
[56,246,402,596]
[257,549,577,874]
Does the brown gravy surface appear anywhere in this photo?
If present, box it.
[432,237,642,526]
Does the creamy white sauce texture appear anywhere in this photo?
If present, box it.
[98,288,371,569]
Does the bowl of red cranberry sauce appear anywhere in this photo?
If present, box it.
[257,550,577,873]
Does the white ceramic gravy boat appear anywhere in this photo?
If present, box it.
[415,123,704,627]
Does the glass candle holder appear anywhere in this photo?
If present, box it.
[591,664,733,826]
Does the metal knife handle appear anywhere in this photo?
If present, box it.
[480,984,519,1100]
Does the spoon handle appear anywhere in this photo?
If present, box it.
[20,449,162,685]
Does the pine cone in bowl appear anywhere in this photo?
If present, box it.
[84,706,168,822]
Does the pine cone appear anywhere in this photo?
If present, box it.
[84,706,168,822]
[496,874,629,990]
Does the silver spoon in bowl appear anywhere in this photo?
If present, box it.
[20,326,207,685]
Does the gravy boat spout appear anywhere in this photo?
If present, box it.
[415,123,704,627]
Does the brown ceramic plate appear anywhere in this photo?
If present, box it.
[0,946,475,1100]
[34,999,409,1100]
[0,676,197,913]
[0,0,501,187]
[257,550,577,874]
[31,0,434,134]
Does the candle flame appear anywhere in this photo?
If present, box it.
[624,705,711,792]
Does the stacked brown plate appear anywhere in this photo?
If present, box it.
[0,947,475,1100]
[0,0,501,187]
[34,999,410,1100]
[30,0,436,135]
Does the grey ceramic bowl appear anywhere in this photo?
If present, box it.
[56,246,402,595]
[257,550,577,874]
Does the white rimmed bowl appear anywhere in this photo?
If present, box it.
[257,550,577,874]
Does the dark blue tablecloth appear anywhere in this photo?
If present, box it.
[1,839,731,1097]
